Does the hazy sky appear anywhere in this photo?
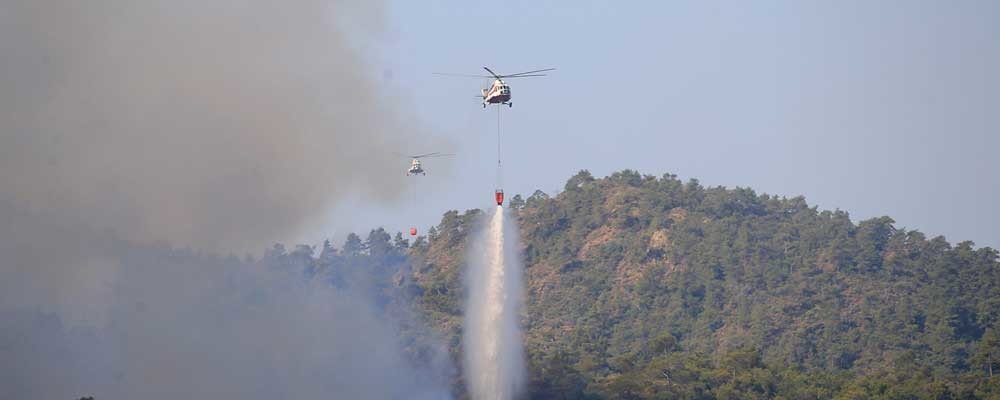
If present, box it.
[322,1,1000,249]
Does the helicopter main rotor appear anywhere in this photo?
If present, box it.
[396,152,454,159]
[432,67,555,83]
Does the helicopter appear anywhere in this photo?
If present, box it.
[399,152,453,176]
[434,67,554,108]
[399,152,453,236]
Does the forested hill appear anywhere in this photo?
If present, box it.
[403,170,1000,399]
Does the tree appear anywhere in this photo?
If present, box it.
[263,243,287,260]
[609,169,643,187]
[528,350,586,399]
[290,244,315,272]
[342,233,363,256]
[319,239,337,261]
[411,235,427,250]
[366,228,393,258]
[722,347,764,377]
[650,332,677,356]
[856,216,895,272]
[527,190,549,208]
[393,232,410,249]
[509,194,526,210]
[565,170,595,191]
[973,328,1000,377]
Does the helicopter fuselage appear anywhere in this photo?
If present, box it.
[482,79,512,107]
[407,159,425,176]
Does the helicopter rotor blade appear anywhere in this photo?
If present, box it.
[410,152,456,159]
[501,68,556,77]
[434,68,554,79]
[410,152,441,158]
[482,66,502,80]
[432,72,493,78]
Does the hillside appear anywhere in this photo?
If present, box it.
[404,170,1000,399]
[20,170,992,399]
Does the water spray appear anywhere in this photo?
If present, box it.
[464,207,525,400]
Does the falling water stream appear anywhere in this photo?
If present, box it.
[464,206,525,400]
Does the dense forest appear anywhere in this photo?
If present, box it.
[62,170,1000,399]
[325,170,1000,399]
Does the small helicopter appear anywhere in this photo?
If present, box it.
[399,152,452,236]
[434,67,555,108]
[399,152,454,176]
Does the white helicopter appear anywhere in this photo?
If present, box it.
[434,67,555,108]
[400,152,454,176]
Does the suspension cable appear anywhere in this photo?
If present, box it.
[497,104,501,169]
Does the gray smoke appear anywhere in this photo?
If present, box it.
[0,0,436,251]
[0,1,453,398]
[0,223,454,399]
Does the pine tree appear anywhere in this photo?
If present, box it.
[342,233,363,257]
[973,328,999,377]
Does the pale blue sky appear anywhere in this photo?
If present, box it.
[319,1,1000,249]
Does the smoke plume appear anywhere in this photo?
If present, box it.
[463,207,526,400]
[0,232,454,399]
[0,1,453,398]
[0,0,433,250]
